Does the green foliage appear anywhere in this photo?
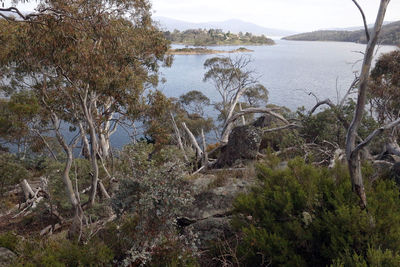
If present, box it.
[0,152,29,196]
[0,91,43,157]
[297,100,378,148]
[179,90,210,116]
[43,158,92,213]
[203,55,268,127]
[176,90,214,138]
[369,49,400,124]
[15,236,113,266]
[242,84,269,107]
[229,158,400,266]
[164,29,274,46]
[0,231,20,252]
[148,238,200,267]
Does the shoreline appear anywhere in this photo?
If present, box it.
[167,47,254,55]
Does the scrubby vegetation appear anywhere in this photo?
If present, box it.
[228,158,400,266]
[164,29,275,46]
[0,0,399,266]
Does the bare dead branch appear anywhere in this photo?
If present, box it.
[170,112,189,162]
[262,123,300,133]
[351,0,370,42]
[182,122,202,158]
[353,117,400,156]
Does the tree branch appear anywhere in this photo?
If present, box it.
[351,0,370,42]
[262,123,300,133]
[182,122,202,159]
[352,117,400,156]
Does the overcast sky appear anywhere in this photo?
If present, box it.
[7,0,400,32]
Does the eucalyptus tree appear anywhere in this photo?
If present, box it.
[203,55,272,143]
[0,0,171,217]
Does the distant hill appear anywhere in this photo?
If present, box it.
[154,16,297,37]
[321,21,393,31]
[283,21,400,45]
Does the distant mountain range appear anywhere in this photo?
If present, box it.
[154,16,297,37]
[283,21,400,45]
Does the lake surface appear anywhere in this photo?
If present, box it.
[159,40,396,111]
[112,40,397,147]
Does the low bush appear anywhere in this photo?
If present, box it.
[0,231,20,252]
[227,158,400,266]
[14,235,113,266]
[0,152,29,196]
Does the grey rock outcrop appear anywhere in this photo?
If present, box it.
[180,173,255,249]
[215,125,262,168]
[0,247,16,267]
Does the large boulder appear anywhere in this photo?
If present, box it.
[215,125,262,168]
[0,247,16,267]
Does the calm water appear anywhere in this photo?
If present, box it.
[158,40,396,110]
[112,40,397,147]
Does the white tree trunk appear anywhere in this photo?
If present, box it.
[345,0,390,208]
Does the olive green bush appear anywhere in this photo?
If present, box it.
[0,152,29,196]
[14,235,113,266]
[0,231,20,252]
[229,158,400,266]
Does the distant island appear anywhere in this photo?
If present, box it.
[167,47,254,55]
[283,20,400,45]
[164,29,275,46]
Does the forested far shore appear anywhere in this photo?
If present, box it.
[283,20,400,45]
[164,28,275,46]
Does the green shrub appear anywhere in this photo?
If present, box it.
[229,158,400,266]
[15,236,113,266]
[0,231,20,252]
[0,152,29,196]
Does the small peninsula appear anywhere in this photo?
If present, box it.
[167,47,254,55]
[164,28,275,46]
[283,20,400,45]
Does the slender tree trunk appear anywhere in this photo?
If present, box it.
[78,122,91,159]
[96,99,115,159]
[182,122,202,159]
[239,103,246,125]
[201,129,208,170]
[99,133,111,159]
[170,113,189,162]
[81,93,100,206]
[345,0,390,208]
[20,179,35,201]
[50,113,80,212]
[221,87,247,143]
